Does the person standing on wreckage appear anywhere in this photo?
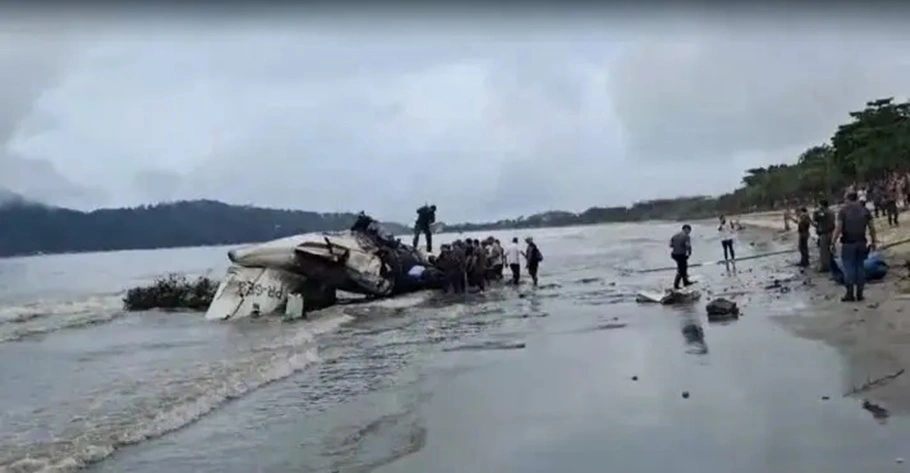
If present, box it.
[831,190,878,302]
[413,204,437,252]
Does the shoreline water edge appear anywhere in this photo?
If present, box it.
[735,208,910,413]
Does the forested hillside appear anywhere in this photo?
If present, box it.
[0,199,408,257]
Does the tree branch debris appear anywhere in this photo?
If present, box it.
[843,368,905,397]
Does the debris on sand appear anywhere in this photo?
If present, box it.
[443,341,527,352]
[705,298,740,322]
[861,399,890,420]
[844,368,905,397]
[595,322,628,331]
[763,273,798,293]
[123,273,218,311]
[636,289,701,305]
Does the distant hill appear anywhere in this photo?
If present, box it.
[0,198,409,258]
[445,198,726,233]
[0,188,28,206]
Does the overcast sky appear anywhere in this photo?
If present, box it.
[2,6,910,223]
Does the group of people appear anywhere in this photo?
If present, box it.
[411,204,544,294]
[866,177,904,227]
[800,191,877,301]
[772,190,879,301]
[670,188,878,302]
[430,237,543,293]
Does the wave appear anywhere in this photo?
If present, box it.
[0,292,431,473]
[0,324,322,473]
[0,294,125,343]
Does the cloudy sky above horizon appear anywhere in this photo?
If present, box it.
[2,6,910,223]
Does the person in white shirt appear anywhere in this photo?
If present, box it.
[505,237,522,285]
[718,215,736,262]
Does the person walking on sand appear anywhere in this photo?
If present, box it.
[670,224,694,290]
[813,199,835,273]
[506,237,522,285]
[831,191,877,302]
[886,182,900,227]
[718,215,736,263]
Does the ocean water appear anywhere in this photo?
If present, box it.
[0,223,908,473]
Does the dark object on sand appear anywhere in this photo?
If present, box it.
[861,399,890,420]
[705,298,740,321]
[124,273,217,311]
[636,288,701,304]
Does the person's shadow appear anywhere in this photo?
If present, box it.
[678,306,708,356]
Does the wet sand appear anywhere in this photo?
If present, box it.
[738,208,910,414]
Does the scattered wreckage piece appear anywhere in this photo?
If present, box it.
[636,288,702,305]
[705,298,740,322]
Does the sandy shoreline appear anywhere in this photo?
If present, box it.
[733,208,910,413]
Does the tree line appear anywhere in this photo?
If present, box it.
[0,199,408,257]
[448,97,909,232]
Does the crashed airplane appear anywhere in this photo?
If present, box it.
[204,213,438,321]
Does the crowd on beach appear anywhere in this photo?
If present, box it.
[407,204,545,295]
[428,237,543,293]
[668,177,896,303]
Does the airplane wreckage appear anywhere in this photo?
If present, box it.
[204,213,442,321]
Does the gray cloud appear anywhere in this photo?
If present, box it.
[607,21,910,167]
[5,11,910,222]
[0,23,107,208]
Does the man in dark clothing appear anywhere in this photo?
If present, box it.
[412,204,437,252]
[435,244,453,292]
[669,224,693,290]
[447,241,467,294]
[524,237,543,287]
[470,242,487,291]
[812,200,835,273]
[886,185,900,227]
[832,191,877,302]
[796,207,812,268]
[872,187,883,218]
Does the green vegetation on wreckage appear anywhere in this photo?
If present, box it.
[123,273,219,311]
[448,97,910,232]
[0,199,409,258]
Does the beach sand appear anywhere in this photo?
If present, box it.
[736,208,910,412]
